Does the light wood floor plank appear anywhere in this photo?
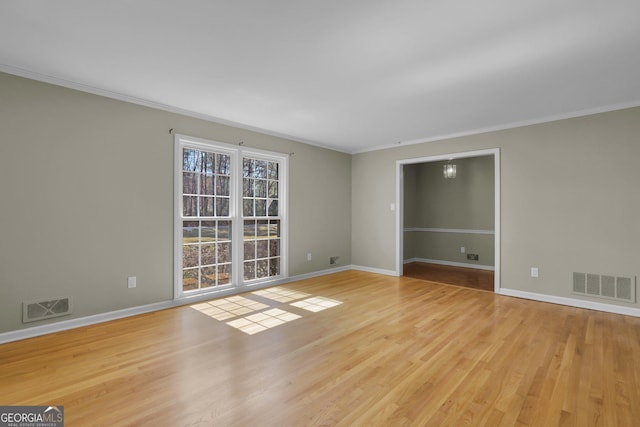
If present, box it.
[2,270,640,426]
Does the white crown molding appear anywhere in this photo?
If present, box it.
[353,100,640,154]
[0,63,350,155]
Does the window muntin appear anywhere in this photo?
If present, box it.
[242,156,282,282]
[175,135,287,298]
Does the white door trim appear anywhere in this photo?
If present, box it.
[395,148,501,292]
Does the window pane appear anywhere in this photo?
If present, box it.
[244,241,255,260]
[218,264,231,284]
[216,197,229,216]
[200,174,214,196]
[217,176,230,196]
[256,259,268,278]
[268,180,278,198]
[201,266,215,288]
[243,158,254,177]
[217,242,231,263]
[199,196,214,216]
[183,196,198,216]
[269,258,280,276]
[255,160,267,179]
[268,200,278,216]
[243,178,254,197]
[201,221,216,242]
[203,152,215,174]
[269,220,280,237]
[269,239,279,257]
[243,221,255,238]
[256,240,268,258]
[183,245,199,268]
[255,179,266,197]
[257,220,269,237]
[268,162,278,180]
[255,199,266,216]
[201,244,215,265]
[244,261,255,281]
[217,221,231,240]
[243,199,254,216]
[183,221,199,244]
[216,154,231,175]
[183,172,198,194]
[183,149,199,172]
[183,269,198,291]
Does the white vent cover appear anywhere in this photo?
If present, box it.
[23,297,72,323]
[573,273,636,303]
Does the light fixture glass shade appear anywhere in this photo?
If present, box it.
[443,163,456,179]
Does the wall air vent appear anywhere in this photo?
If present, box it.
[23,297,72,323]
[572,273,636,303]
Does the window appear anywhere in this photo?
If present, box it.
[242,157,281,281]
[175,135,287,298]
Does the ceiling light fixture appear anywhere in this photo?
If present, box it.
[443,160,456,179]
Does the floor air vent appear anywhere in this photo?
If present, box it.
[23,297,72,323]
[573,273,635,303]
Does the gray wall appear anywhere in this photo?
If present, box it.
[403,156,494,267]
[0,72,352,333]
[2,70,639,334]
[353,107,640,307]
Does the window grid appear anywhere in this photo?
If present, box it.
[182,149,231,218]
[243,157,281,282]
[181,147,233,292]
[182,220,232,291]
[175,135,287,298]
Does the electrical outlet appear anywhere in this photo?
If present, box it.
[531,267,539,278]
[467,253,479,261]
[307,252,312,261]
[460,246,466,253]
[127,276,137,288]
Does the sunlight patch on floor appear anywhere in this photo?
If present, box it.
[290,297,343,312]
[191,296,269,321]
[226,308,302,335]
[251,287,311,302]
[190,287,341,335]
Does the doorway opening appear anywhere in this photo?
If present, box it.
[395,149,500,292]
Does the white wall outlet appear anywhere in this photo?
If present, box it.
[127,276,137,288]
[460,246,466,253]
[307,252,312,261]
[390,203,396,211]
[530,267,539,278]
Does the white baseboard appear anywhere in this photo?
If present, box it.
[6,267,637,344]
[0,266,353,344]
[404,257,495,271]
[350,264,399,276]
[285,265,352,282]
[0,301,174,344]
[498,288,640,318]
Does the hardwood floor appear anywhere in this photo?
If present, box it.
[403,261,495,291]
[2,270,640,426]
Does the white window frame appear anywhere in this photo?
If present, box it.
[174,134,288,300]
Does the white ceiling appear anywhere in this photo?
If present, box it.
[1,1,639,153]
